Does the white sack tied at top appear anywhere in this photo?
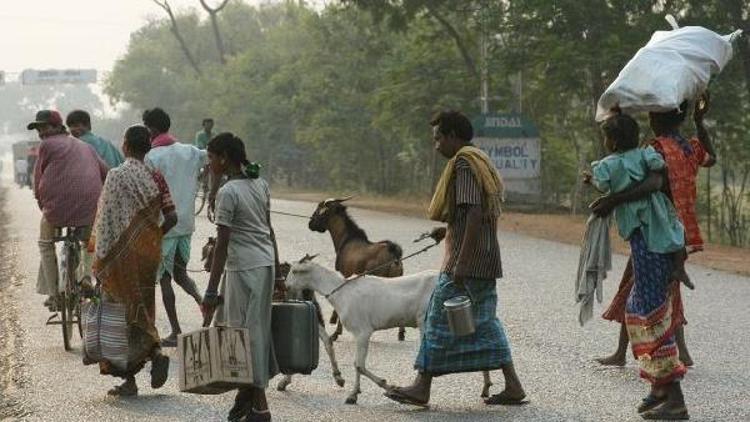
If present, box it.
[596,21,742,122]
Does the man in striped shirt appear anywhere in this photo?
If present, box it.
[385,110,526,407]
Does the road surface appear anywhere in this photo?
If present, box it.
[1,181,748,421]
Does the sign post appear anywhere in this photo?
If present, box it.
[20,69,97,85]
[472,114,541,198]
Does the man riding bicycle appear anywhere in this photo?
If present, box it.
[28,110,109,310]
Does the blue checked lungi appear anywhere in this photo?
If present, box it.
[157,235,192,278]
[415,272,512,375]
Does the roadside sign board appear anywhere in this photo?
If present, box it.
[21,69,97,85]
[472,114,541,196]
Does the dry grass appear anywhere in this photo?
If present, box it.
[273,187,750,277]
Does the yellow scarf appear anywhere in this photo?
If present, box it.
[427,145,504,222]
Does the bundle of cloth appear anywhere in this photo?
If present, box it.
[575,214,612,326]
[596,15,742,122]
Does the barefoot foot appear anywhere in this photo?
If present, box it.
[108,378,137,397]
[160,332,179,348]
[595,353,626,366]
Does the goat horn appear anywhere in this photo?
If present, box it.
[299,253,319,263]
[323,195,353,206]
[334,195,353,203]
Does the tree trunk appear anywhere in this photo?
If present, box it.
[723,0,750,98]
[425,6,479,81]
[200,0,231,65]
[152,0,203,76]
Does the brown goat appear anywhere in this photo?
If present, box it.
[308,196,405,341]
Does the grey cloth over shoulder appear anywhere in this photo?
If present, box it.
[575,214,612,326]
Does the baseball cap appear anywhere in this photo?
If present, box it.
[27,110,64,130]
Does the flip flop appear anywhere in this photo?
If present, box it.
[383,388,429,408]
[228,389,253,422]
[240,408,272,422]
[641,406,689,420]
[107,383,138,397]
[638,394,667,413]
[484,392,529,406]
[150,354,170,389]
[160,335,178,348]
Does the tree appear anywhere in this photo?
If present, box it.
[151,0,203,76]
[199,0,231,65]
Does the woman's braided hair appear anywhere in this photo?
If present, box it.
[207,132,261,178]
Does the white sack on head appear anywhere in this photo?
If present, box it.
[596,26,742,122]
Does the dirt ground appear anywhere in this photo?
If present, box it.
[273,188,749,277]
[0,188,30,419]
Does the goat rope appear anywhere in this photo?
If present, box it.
[323,239,440,299]
[186,209,310,272]
[270,210,311,219]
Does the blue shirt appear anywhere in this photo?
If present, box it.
[592,146,685,254]
[79,132,124,169]
[145,142,206,238]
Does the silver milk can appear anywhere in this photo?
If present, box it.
[443,295,475,336]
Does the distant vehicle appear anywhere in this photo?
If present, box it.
[12,140,40,189]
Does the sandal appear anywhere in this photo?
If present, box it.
[107,383,138,397]
[641,405,690,420]
[150,354,170,389]
[383,388,429,408]
[228,389,253,422]
[484,391,529,406]
[638,394,667,413]
[44,295,59,312]
[160,334,178,348]
[240,408,271,422]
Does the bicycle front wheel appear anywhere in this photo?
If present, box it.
[60,291,73,351]
[60,244,78,351]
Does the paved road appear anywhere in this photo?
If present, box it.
[1,181,749,422]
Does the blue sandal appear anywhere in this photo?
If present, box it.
[638,394,667,413]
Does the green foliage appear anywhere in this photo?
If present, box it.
[103,0,750,245]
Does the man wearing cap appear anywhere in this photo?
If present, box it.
[28,110,108,309]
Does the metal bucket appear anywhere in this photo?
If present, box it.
[444,295,475,336]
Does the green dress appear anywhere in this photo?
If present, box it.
[591,146,684,254]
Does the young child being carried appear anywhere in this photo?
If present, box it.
[584,113,692,288]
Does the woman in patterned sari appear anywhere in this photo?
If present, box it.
[90,125,178,396]
[592,94,716,420]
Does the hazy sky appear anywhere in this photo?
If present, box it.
[0,0,277,75]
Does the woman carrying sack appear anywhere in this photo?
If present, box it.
[201,133,284,422]
[88,125,177,396]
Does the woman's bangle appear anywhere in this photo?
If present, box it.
[204,290,218,299]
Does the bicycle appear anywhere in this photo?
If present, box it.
[195,165,210,216]
[45,227,86,351]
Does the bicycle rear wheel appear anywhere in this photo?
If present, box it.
[75,300,83,339]
[195,191,206,216]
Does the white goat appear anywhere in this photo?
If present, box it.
[285,260,493,404]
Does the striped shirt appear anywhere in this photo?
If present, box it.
[441,158,503,280]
